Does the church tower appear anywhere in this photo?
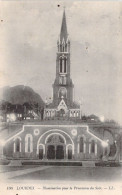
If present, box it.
[53,10,74,108]
[44,10,80,119]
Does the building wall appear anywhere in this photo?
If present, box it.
[3,125,118,161]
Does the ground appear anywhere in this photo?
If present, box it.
[0,165,122,182]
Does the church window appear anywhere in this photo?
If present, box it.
[60,45,62,52]
[14,137,21,153]
[80,137,84,153]
[64,59,67,73]
[28,137,31,152]
[59,56,67,74]
[91,140,95,153]
[58,87,67,98]
[25,134,33,153]
[16,139,20,152]
[60,59,63,73]
[62,59,64,71]
[74,111,76,117]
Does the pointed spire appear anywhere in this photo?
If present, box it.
[60,9,68,42]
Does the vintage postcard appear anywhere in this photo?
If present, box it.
[0,0,122,195]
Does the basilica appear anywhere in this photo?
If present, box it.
[1,10,122,164]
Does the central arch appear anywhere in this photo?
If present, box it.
[37,129,74,160]
[46,133,65,160]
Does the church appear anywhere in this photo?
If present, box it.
[44,10,80,120]
[0,10,121,164]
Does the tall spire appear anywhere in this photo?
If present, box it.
[60,9,68,42]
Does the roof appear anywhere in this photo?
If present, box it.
[45,101,80,110]
[45,102,56,109]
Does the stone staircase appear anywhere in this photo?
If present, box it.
[82,161,95,167]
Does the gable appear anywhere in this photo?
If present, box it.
[57,99,67,111]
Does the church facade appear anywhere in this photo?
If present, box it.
[2,123,120,162]
[44,11,80,119]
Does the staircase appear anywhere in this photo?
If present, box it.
[82,161,95,167]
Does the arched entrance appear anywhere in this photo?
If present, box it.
[46,133,66,160]
[37,129,74,160]
[39,145,44,160]
[67,145,73,159]
[59,109,65,117]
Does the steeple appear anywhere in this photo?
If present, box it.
[57,9,70,53]
[60,9,68,42]
[44,9,80,120]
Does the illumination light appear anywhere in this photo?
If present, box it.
[0,139,6,146]
[99,116,105,122]
[101,141,108,148]
[9,113,16,121]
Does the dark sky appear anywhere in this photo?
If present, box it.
[0,1,122,124]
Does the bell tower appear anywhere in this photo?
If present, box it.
[53,10,74,108]
[44,10,80,119]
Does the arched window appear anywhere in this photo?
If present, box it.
[14,137,21,153]
[16,139,20,152]
[25,134,33,153]
[78,135,86,154]
[64,59,67,73]
[80,137,84,153]
[58,87,67,99]
[59,56,67,73]
[74,111,76,117]
[28,137,31,152]
[60,59,62,73]
[89,139,97,154]
[91,140,95,153]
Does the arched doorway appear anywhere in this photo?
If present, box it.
[59,109,65,117]
[37,129,74,160]
[46,134,66,160]
[67,145,72,159]
[39,145,44,160]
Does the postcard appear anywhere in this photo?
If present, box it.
[0,1,122,195]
